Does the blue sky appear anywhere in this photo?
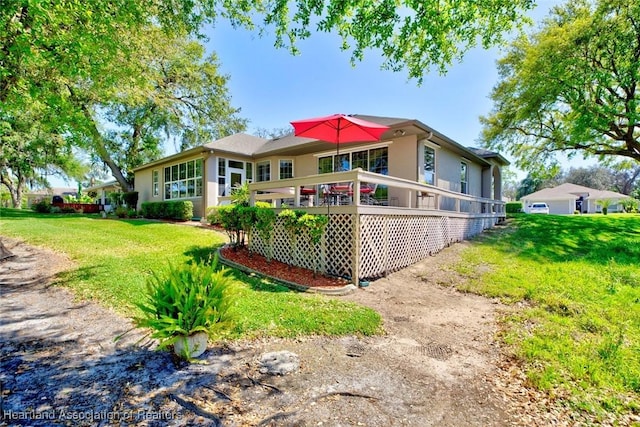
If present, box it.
[54,0,592,188]
[199,0,586,180]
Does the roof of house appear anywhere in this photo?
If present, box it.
[27,187,76,196]
[85,180,121,192]
[467,147,510,165]
[203,133,268,156]
[522,183,629,201]
[134,114,510,170]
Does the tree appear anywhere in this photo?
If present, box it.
[57,27,247,190]
[2,1,535,103]
[564,166,615,191]
[0,110,84,208]
[2,1,536,186]
[481,0,640,173]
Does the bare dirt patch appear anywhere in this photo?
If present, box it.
[1,236,563,426]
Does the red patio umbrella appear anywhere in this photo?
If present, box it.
[290,114,390,171]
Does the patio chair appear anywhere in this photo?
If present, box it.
[330,182,352,205]
[360,183,378,205]
[300,186,317,206]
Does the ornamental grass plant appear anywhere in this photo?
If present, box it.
[134,257,238,355]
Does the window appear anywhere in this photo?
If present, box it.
[245,162,253,182]
[218,158,226,196]
[229,160,243,169]
[257,160,270,182]
[460,162,468,194]
[318,147,388,175]
[352,150,368,170]
[423,146,435,185]
[152,170,159,197]
[163,158,203,200]
[279,159,293,179]
[369,148,388,175]
[318,156,333,174]
[335,154,350,172]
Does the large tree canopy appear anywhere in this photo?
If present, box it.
[481,0,640,172]
[1,0,535,103]
[1,0,537,191]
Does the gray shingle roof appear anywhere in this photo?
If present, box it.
[523,183,629,201]
[203,133,268,156]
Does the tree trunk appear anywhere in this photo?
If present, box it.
[1,173,23,209]
[0,239,15,261]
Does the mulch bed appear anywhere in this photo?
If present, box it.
[220,246,350,289]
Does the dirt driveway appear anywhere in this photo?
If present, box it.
[0,237,556,426]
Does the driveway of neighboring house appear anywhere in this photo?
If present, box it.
[0,238,565,426]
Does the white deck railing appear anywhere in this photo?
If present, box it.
[242,168,504,216]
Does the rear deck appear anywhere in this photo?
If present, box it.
[233,169,505,282]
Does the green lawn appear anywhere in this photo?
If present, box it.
[452,213,640,419]
[0,208,381,338]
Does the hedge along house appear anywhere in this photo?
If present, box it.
[134,114,509,282]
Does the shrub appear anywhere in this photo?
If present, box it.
[133,258,237,356]
[230,182,250,206]
[32,200,51,213]
[506,202,523,214]
[206,206,223,226]
[114,206,128,218]
[127,209,137,218]
[140,201,193,221]
[216,205,243,247]
[109,192,124,207]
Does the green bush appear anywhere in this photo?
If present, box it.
[32,200,51,213]
[134,258,238,356]
[506,202,523,214]
[141,201,193,221]
[115,206,128,218]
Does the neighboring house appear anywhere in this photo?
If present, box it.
[85,180,122,211]
[521,183,629,215]
[25,187,77,208]
[134,114,508,218]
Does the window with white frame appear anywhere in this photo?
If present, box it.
[279,159,293,179]
[257,160,271,182]
[245,162,253,182]
[318,147,388,175]
[218,158,226,196]
[164,158,203,200]
[423,146,435,185]
[460,161,468,194]
[152,170,159,196]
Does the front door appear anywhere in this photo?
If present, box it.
[226,167,245,196]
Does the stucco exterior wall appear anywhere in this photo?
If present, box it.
[135,153,206,218]
[135,168,154,210]
[436,149,463,193]
[387,136,418,206]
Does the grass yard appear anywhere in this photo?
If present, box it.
[454,213,640,419]
[0,208,381,338]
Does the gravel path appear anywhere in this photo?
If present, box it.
[0,237,564,426]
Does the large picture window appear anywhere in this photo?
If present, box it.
[164,158,203,200]
[318,147,388,175]
[423,146,435,185]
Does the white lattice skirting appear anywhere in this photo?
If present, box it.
[249,213,499,282]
